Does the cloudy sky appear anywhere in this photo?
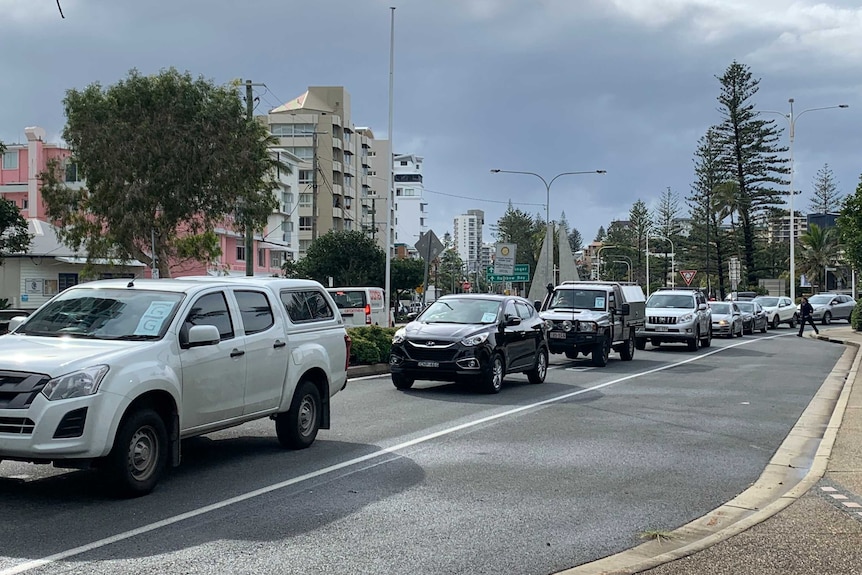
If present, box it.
[2,0,860,244]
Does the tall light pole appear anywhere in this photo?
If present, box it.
[761,100,848,303]
[594,244,618,280]
[490,169,606,288]
[651,234,675,288]
[613,260,632,282]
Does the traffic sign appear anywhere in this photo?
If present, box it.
[462,281,472,291]
[680,270,697,286]
[414,230,444,262]
[486,263,530,282]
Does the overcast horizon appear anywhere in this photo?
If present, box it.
[2,0,860,244]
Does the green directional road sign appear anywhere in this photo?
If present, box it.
[487,263,530,282]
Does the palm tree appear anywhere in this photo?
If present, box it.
[797,223,841,291]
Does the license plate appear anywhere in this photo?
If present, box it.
[418,361,439,368]
[550,332,566,339]
[656,326,668,332]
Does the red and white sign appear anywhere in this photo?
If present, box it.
[462,281,472,292]
[680,270,697,286]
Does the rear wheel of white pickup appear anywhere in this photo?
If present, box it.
[277,379,321,450]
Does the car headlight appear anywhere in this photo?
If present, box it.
[578,321,598,333]
[461,332,489,347]
[679,313,694,323]
[718,319,728,326]
[562,320,573,332]
[42,365,110,401]
[392,328,406,344]
[545,319,555,330]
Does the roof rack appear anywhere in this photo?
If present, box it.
[654,286,704,292]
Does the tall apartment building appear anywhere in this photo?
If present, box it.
[267,86,377,258]
[358,128,393,254]
[393,153,428,250]
[453,209,484,272]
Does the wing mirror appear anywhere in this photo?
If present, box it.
[620,303,630,315]
[698,303,707,311]
[183,325,221,348]
[505,315,521,327]
[7,316,28,333]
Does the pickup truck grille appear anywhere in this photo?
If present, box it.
[405,341,458,362]
[0,417,36,434]
[648,316,678,325]
[0,371,52,409]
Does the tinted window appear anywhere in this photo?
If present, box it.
[235,290,274,334]
[516,301,533,320]
[282,290,335,323]
[504,301,518,318]
[185,292,234,340]
[329,290,366,309]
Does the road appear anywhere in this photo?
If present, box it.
[0,327,845,575]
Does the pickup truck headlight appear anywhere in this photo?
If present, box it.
[578,321,598,333]
[42,365,110,401]
[392,328,406,344]
[461,332,489,347]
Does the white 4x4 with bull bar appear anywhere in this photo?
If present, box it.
[537,281,646,367]
[637,287,712,350]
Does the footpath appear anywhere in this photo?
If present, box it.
[565,326,862,575]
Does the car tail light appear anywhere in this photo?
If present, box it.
[365,304,371,324]
[344,333,352,371]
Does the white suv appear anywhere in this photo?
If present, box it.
[753,295,798,329]
[636,288,712,351]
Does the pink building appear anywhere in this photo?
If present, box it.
[0,126,287,308]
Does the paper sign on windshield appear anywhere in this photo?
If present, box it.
[594,297,605,308]
[481,312,497,323]
[134,301,177,336]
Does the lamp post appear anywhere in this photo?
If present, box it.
[491,169,606,288]
[761,100,848,303]
[594,244,618,280]
[612,260,632,283]
[650,234,675,288]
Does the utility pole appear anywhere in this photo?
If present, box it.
[244,79,266,276]
[312,131,319,241]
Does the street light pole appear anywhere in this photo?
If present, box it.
[613,260,632,283]
[594,244,618,280]
[650,234,675,288]
[761,100,848,303]
[491,169,606,288]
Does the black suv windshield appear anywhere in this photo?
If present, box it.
[418,298,502,324]
[17,288,184,340]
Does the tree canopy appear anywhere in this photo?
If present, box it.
[808,163,843,214]
[0,140,31,263]
[297,230,385,287]
[40,68,280,277]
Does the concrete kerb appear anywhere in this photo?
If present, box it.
[558,335,862,575]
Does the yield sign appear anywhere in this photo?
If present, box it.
[680,270,697,286]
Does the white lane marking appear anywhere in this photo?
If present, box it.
[0,334,788,575]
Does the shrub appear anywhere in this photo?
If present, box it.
[349,335,381,365]
[852,300,862,331]
[347,325,398,363]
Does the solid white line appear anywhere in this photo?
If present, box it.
[0,334,787,575]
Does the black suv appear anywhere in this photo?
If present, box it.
[388,294,549,393]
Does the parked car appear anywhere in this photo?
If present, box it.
[0,277,350,496]
[801,293,856,325]
[753,295,798,329]
[389,294,548,393]
[708,301,744,338]
[735,301,769,334]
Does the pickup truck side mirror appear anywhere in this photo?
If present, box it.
[533,300,542,311]
[620,303,630,315]
[7,316,28,332]
[183,325,221,348]
[698,303,707,311]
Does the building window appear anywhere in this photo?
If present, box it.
[299,217,313,231]
[299,239,312,253]
[236,245,246,261]
[2,151,17,170]
[22,199,28,209]
[65,163,82,182]
[400,160,408,166]
[299,193,313,207]
[299,170,312,184]
[58,273,78,291]
[258,248,266,267]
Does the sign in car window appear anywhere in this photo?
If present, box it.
[134,301,177,336]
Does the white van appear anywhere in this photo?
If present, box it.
[327,287,388,326]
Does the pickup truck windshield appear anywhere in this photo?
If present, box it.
[16,289,185,340]
[549,289,607,311]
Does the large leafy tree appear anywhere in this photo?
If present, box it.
[391,257,425,307]
[714,61,789,287]
[495,202,544,293]
[797,223,840,290]
[0,140,32,262]
[39,68,280,278]
[837,175,862,274]
[300,230,384,287]
[808,163,843,214]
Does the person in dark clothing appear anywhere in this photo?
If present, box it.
[798,297,820,336]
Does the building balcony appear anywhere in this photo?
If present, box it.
[331,160,342,173]
[332,138,342,150]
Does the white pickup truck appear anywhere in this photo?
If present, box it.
[0,277,350,496]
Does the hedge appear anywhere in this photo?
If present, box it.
[852,300,862,331]
[347,325,399,365]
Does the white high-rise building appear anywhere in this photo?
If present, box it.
[453,209,484,272]
[393,153,428,251]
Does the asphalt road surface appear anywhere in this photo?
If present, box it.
[0,327,845,575]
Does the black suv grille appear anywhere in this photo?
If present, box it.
[0,371,51,409]
[405,341,459,362]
